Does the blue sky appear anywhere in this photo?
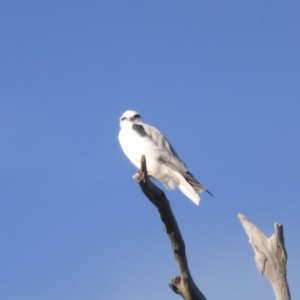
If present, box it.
[1,1,299,299]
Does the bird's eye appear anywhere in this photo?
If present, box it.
[121,117,126,121]
[133,114,140,119]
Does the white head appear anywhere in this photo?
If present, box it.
[119,110,143,128]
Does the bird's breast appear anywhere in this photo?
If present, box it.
[118,127,160,168]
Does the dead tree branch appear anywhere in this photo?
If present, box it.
[238,214,290,300]
[136,155,206,300]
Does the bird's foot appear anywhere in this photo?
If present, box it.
[132,172,140,180]
[132,171,152,180]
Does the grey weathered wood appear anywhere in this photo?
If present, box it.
[137,155,207,300]
[238,214,290,300]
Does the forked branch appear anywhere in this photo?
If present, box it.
[238,214,290,300]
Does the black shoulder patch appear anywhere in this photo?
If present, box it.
[132,124,147,137]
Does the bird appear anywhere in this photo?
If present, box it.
[118,110,212,205]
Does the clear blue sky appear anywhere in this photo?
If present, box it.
[1,2,299,299]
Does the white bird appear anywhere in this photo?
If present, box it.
[118,110,212,205]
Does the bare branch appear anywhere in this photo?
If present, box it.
[137,155,206,300]
[238,214,290,300]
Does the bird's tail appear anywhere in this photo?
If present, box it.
[183,171,214,196]
[174,172,201,205]
[188,179,213,197]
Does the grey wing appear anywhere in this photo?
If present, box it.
[142,123,208,193]
[142,123,187,170]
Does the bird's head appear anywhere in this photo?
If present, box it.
[119,110,143,128]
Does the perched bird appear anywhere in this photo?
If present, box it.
[118,110,212,205]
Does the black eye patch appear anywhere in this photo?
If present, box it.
[133,114,141,119]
